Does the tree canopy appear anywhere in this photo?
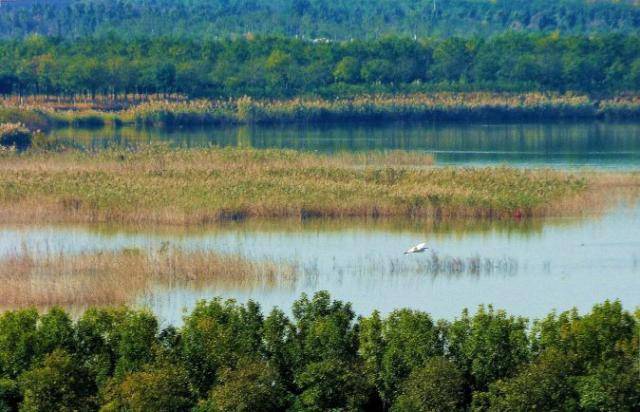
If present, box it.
[2,0,640,39]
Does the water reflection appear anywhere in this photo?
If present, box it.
[1,200,638,324]
[47,121,640,169]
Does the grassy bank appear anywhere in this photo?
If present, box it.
[0,294,637,411]
[0,146,595,224]
[4,93,640,130]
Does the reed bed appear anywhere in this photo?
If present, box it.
[0,146,593,225]
[6,92,640,130]
[0,245,298,308]
[352,253,519,277]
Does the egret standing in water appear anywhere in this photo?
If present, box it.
[404,242,429,255]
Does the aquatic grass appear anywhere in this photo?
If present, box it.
[4,92,637,130]
[352,253,520,277]
[0,245,298,308]
[0,146,594,225]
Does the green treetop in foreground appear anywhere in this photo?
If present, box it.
[0,293,638,411]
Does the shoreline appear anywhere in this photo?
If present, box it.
[4,93,640,130]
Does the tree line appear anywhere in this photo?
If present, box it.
[0,293,637,411]
[2,33,640,99]
[2,0,640,39]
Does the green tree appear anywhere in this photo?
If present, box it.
[391,357,465,412]
[474,350,579,411]
[196,359,291,412]
[333,56,361,83]
[0,378,20,412]
[18,349,97,412]
[0,309,39,379]
[100,363,194,412]
[447,306,529,392]
[181,299,263,396]
[294,359,370,411]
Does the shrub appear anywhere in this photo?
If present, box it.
[391,357,466,412]
[18,349,97,412]
[100,363,194,412]
[196,360,291,412]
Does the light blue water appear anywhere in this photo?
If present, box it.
[2,200,638,324]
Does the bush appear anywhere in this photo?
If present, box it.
[196,359,291,412]
[100,363,194,412]
[0,295,636,411]
[391,357,466,412]
[18,349,97,412]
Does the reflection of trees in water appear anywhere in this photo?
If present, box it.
[45,122,640,164]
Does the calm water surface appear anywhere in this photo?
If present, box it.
[48,121,640,170]
[2,200,639,324]
[17,121,640,321]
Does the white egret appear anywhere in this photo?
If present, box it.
[404,242,429,255]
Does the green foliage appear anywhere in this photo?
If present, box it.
[0,378,20,412]
[196,360,291,412]
[100,363,194,412]
[446,305,530,391]
[360,309,445,403]
[2,33,640,99]
[0,309,39,379]
[18,349,97,412]
[293,359,371,411]
[474,350,580,411]
[391,357,465,412]
[2,0,640,39]
[181,299,264,395]
[0,295,636,410]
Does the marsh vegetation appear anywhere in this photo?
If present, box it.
[0,146,601,224]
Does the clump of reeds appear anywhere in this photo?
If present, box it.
[0,146,592,225]
[0,245,297,308]
[2,92,632,129]
[354,252,519,277]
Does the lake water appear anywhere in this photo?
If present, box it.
[8,121,639,322]
[48,120,640,170]
[2,197,639,324]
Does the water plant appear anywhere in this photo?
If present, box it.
[1,92,631,130]
[0,146,594,225]
[0,245,297,308]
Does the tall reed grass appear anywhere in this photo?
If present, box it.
[0,146,592,225]
[6,92,640,129]
[0,245,297,308]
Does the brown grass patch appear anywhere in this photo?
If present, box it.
[0,246,297,309]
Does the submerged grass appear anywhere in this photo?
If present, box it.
[0,245,297,308]
[0,146,594,224]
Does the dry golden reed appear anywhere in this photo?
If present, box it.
[0,246,297,309]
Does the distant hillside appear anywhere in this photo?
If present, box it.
[1,0,640,38]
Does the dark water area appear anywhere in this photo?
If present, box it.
[47,120,640,170]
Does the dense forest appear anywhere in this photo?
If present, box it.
[1,0,640,39]
[1,33,640,99]
[0,294,637,411]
